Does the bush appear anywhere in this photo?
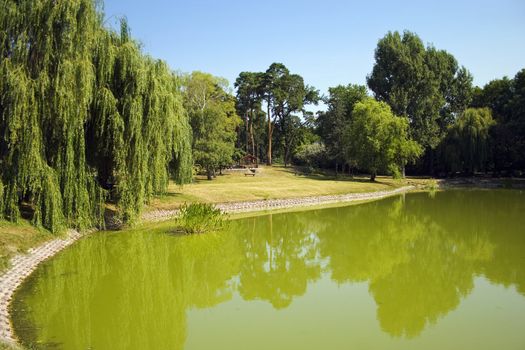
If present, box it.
[425,179,439,191]
[173,203,227,234]
[293,142,328,168]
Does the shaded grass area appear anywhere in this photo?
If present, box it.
[148,165,428,211]
[0,220,54,273]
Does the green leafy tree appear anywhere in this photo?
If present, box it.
[0,0,192,231]
[183,72,240,180]
[262,63,319,166]
[293,142,327,169]
[236,64,318,166]
[471,77,513,121]
[439,108,495,174]
[316,84,368,173]
[367,31,472,172]
[345,98,422,181]
[88,26,192,223]
[471,69,525,172]
[234,72,266,158]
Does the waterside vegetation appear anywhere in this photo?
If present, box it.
[0,0,523,239]
[173,203,227,234]
[0,0,192,235]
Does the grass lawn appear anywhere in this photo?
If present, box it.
[148,165,431,211]
[0,219,54,273]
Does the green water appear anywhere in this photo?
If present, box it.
[10,190,525,350]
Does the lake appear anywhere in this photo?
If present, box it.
[10,189,525,349]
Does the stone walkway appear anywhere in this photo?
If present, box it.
[0,229,90,344]
[0,185,413,344]
[142,185,414,222]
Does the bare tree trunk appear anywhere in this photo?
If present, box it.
[250,109,255,156]
[283,129,289,168]
[267,101,272,166]
[206,168,212,180]
[429,148,434,176]
[370,170,377,182]
[245,113,249,153]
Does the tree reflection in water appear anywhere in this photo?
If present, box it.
[11,190,525,349]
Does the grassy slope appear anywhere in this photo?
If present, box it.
[148,166,429,211]
[0,220,54,273]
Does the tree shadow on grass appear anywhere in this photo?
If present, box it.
[290,166,398,188]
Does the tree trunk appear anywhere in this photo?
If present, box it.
[402,164,406,178]
[206,168,212,180]
[250,109,255,156]
[429,148,435,176]
[245,112,249,153]
[283,133,289,168]
[370,170,376,182]
[267,100,272,166]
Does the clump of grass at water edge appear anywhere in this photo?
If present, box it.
[172,203,227,234]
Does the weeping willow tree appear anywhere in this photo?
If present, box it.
[0,0,192,233]
[438,108,495,175]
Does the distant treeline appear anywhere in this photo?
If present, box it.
[1,0,523,233]
[235,31,525,178]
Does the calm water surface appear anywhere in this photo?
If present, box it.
[11,190,525,349]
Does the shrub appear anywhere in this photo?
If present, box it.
[293,142,328,168]
[425,179,439,191]
[173,203,227,234]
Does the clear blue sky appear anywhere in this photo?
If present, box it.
[102,0,525,96]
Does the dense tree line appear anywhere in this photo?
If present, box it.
[1,0,523,235]
[235,63,319,167]
[182,72,240,180]
[468,69,525,173]
[311,30,476,178]
[0,0,192,233]
[235,31,523,178]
